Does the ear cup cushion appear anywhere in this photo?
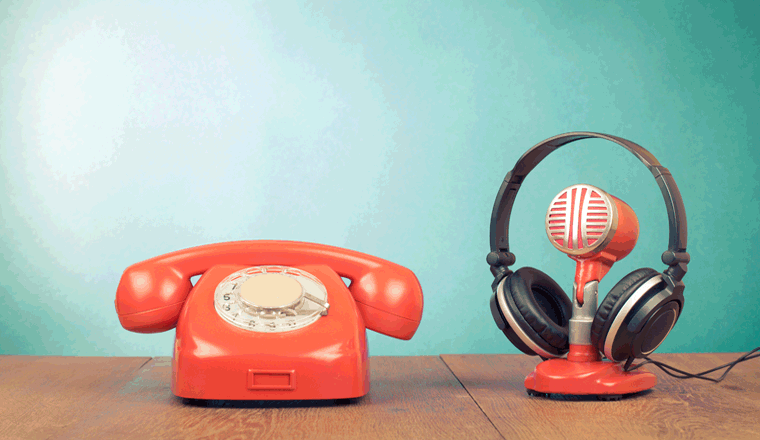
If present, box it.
[591,268,659,352]
[490,292,539,357]
[507,267,572,351]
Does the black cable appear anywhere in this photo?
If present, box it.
[625,347,760,383]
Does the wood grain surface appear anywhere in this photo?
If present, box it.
[1,354,757,440]
[0,356,151,440]
[441,353,760,440]
[0,356,501,440]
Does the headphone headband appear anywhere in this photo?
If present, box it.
[488,132,688,276]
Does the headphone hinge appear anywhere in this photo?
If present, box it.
[661,250,690,266]
[490,266,512,291]
[664,262,688,284]
[487,250,516,290]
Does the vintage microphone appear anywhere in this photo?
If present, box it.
[541,184,759,394]
[545,184,639,361]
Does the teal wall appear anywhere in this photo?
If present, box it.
[1,0,758,357]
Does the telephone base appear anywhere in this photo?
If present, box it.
[171,264,371,401]
[524,358,656,397]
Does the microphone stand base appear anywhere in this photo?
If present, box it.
[524,358,656,398]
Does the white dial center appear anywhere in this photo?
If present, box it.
[239,273,303,309]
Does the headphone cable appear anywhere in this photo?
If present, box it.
[624,347,760,383]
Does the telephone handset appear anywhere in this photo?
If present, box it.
[115,240,424,400]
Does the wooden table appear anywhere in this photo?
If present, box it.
[0,354,757,439]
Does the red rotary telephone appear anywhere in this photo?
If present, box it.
[115,240,424,401]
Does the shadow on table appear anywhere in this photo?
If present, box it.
[529,389,654,402]
[178,396,364,408]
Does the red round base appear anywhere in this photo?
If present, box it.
[524,358,656,396]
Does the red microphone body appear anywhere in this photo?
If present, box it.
[546,184,639,362]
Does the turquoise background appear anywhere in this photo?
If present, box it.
[1,1,758,357]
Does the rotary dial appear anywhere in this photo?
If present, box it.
[213,265,329,333]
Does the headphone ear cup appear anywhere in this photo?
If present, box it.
[490,292,540,357]
[491,267,572,358]
[591,268,658,350]
[592,268,682,362]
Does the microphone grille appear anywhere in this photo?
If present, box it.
[545,184,617,256]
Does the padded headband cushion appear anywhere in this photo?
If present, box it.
[507,267,572,350]
[591,267,658,351]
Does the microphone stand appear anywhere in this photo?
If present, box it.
[524,280,657,399]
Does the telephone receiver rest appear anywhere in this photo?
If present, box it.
[115,240,424,339]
